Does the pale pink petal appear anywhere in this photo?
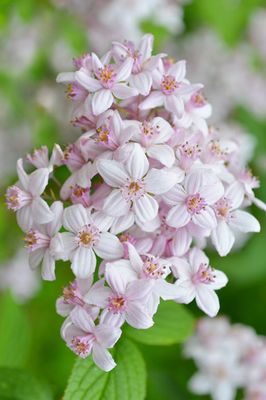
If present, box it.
[75,70,101,92]
[195,286,220,317]
[70,307,95,332]
[162,185,187,206]
[174,279,196,303]
[56,72,75,83]
[100,309,125,328]
[103,190,130,217]
[53,232,77,260]
[112,84,138,99]
[130,71,152,95]
[29,248,45,269]
[28,168,50,196]
[144,167,180,194]
[171,258,193,279]
[192,206,217,230]
[126,279,152,300]
[155,280,182,300]
[63,204,88,233]
[147,144,175,167]
[177,83,203,96]
[96,159,128,187]
[139,91,164,110]
[71,247,96,278]
[168,60,186,82]
[16,159,29,190]
[91,212,114,232]
[127,243,143,273]
[171,228,192,256]
[94,232,123,260]
[105,260,136,294]
[126,302,154,329]
[91,52,104,70]
[185,170,204,195]
[85,280,112,308]
[125,143,149,179]
[189,373,211,394]
[115,58,133,81]
[41,250,55,281]
[230,210,260,233]
[164,95,184,117]
[110,212,135,234]
[252,196,266,211]
[134,194,158,223]
[92,343,116,372]
[166,204,191,229]
[31,197,54,224]
[92,89,113,115]
[56,298,73,317]
[210,270,228,290]
[94,324,122,348]
[151,117,174,144]
[46,201,63,237]
[139,33,153,61]
[17,205,33,231]
[211,220,235,257]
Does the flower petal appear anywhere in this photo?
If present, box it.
[147,144,175,167]
[171,228,192,256]
[130,71,152,95]
[75,70,101,92]
[125,143,149,179]
[211,220,235,257]
[192,206,217,230]
[31,197,54,224]
[28,168,50,196]
[95,232,124,260]
[166,204,190,229]
[105,260,136,294]
[16,159,29,190]
[139,91,164,110]
[71,247,96,278]
[63,204,88,233]
[41,250,56,281]
[195,286,220,317]
[92,343,116,372]
[17,205,33,231]
[144,167,180,194]
[96,159,128,187]
[134,194,158,224]
[112,83,138,99]
[94,323,122,348]
[230,210,260,233]
[92,89,113,115]
[126,302,154,329]
[103,190,130,217]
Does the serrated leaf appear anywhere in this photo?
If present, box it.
[0,367,52,400]
[124,301,194,346]
[0,294,31,368]
[64,339,146,400]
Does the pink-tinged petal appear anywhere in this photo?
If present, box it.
[96,159,128,187]
[177,83,203,96]
[144,167,180,194]
[130,71,152,95]
[170,258,192,279]
[139,33,153,61]
[230,210,260,233]
[52,232,77,260]
[195,286,220,317]
[115,58,134,81]
[139,91,164,110]
[189,373,211,394]
[211,220,235,257]
[71,247,96,278]
[85,280,112,308]
[155,280,182,300]
[188,248,209,272]
[192,206,217,230]
[163,185,187,206]
[75,70,101,92]
[62,319,83,342]
[210,270,228,290]
[16,159,29,190]
[103,190,130,217]
[126,302,154,329]
[147,144,175,167]
[46,201,63,237]
[126,279,152,300]
[56,72,75,83]
[92,344,116,372]
[164,95,184,117]
[63,204,88,233]
[127,243,143,274]
[31,197,54,224]
[41,251,55,281]
[100,309,125,328]
[91,52,104,71]
[112,84,138,99]
[105,260,136,294]
[171,228,192,256]
[92,89,113,115]
[28,168,49,196]
[252,196,266,211]
[166,204,190,229]
[199,175,224,204]
[110,212,135,234]
[185,169,204,195]
[56,297,73,317]
[70,307,95,332]
[141,215,161,233]
[174,279,196,303]
[29,248,45,269]
[94,324,122,348]
[16,205,34,232]
[134,194,158,224]
[125,143,149,179]
[95,232,124,260]
[168,60,186,82]
[151,117,174,144]
[91,212,114,232]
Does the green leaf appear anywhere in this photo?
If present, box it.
[64,339,146,400]
[124,301,194,346]
[0,367,52,400]
[0,294,31,368]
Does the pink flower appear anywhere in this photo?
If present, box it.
[27,144,63,171]
[6,159,53,231]
[97,143,181,228]
[139,59,203,116]
[85,260,153,329]
[24,201,63,280]
[63,307,121,371]
[211,181,260,256]
[163,169,224,231]
[75,53,138,115]
[56,204,124,278]
[172,248,228,317]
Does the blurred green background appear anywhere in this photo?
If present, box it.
[0,0,266,399]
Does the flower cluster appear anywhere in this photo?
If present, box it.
[6,34,265,371]
[184,317,266,400]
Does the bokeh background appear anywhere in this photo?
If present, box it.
[0,0,266,398]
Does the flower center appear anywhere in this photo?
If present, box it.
[97,65,116,88]
[193,263,216,284]
[108,294,127,313]
[70,335,95,358]
[121,179,145,202]
[6,186,31,211]
[77,224,100,248]
[96,126,110,143]
[24,229,50,251]
[63,282,85,307]
[214,197,232,220]
[142,256,167,279]
[181,142,201,160]
[191,92,206,107]
[186,193,206,214]
[161,75,178,95]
